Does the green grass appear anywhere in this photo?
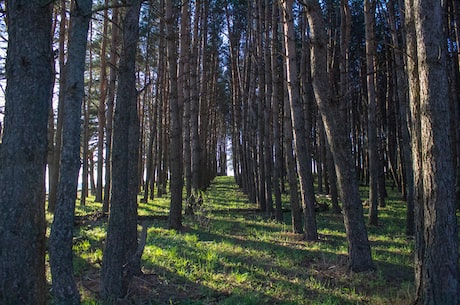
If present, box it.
[66,176,415,305]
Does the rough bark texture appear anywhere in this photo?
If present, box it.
[408,0,460,303]
[281,0,318,241]
[0,1,53,304]
[305,0,375,272]
[166,0,184,230]
[48,1,92,304]
[101,0,142,299]
[48,0,67,213]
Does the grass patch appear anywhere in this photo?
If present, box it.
[63,176,415,304]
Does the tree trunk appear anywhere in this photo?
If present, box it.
[166,0,184,230]
[81,94,89,206]
[103,6,120,213]
[49,2,92,304]
[180,1,192,202]
[364,0,379,226]
[48,0,67,213]
[0,1,53,304]
[271,2,284,222]
[190,0,202,197]
[101,0,142,299]
[281,0,318,241]
[407,0,460,303]
[305,0,375,272]
[95,0,109,203]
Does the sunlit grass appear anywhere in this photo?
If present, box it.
[63,176,416,304]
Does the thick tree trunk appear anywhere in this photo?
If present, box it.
[407,0,460,303]
[49,2,92,304]
[101,0,142,299]
[0,1,53,304]
[305,0,375,272]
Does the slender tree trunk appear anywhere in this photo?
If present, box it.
[49,0,67,213]
[95,0,109,203]
[101,0,142,298]
[280,0,318,241]
[166,0,183,230]
[180,1,192,202]
[103,6,120,213]
[263,0,274,216]
[49,2,92,304]
[0,1,53,304]
[305,0,375,272]
[364,0,379,226]
[191,0,202,196]
[81,95,89,206]
[388,0,414,235]
[271,2,283,222]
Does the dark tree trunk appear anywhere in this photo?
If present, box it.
[364,0,379,226]
[271,1,284,222]
[407,0,460,303]
[101,0,143,299]
[166,0,184,230]
[103,5,120,213]
[95,0,109,204]
[305,0,375,272]
[281,0,318,241]
[0,1,53,304]
[48,2,92,304]
[48,0,67,213]
[81,95,89,206]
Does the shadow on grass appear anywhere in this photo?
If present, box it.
[72,176,414,304]
[143,222,364,305]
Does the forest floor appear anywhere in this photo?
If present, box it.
[58,176,415,305]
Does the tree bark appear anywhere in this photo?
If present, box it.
[49,1,92,304]
[407,0,460,303]
[103,6,120,213]
[101,0,142,299]
[304,0,375,272]
[280,0,318,241]
[271,2,284,222]
[0,1,53,304]
[364,0,379,226]
[95,0,109,203]
[166,0,184,230]
[48,0,67,213]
